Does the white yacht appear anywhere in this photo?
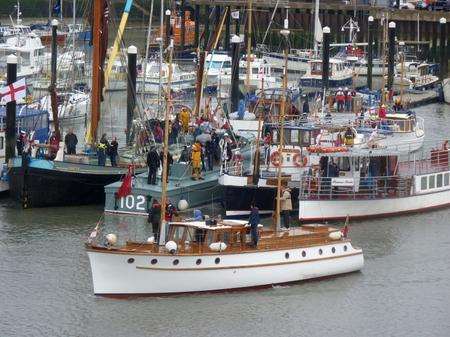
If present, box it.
[0,32,45,79]
[394,62,439,90]
[137,61,196,95]
[204,53,231,88]
[299,58,353,89]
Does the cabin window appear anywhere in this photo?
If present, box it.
[301,251,306,257]
[127,258,135,264]
[223,61,231,68]
[215,257,220,264]
[301,131,311,146]
[421,176,427,190]
[344,245,348,252]
[0,136,3,150]
[173,259,179,265]
[437,174,443,188]
[196,259,202,265]
[151,259,158,265]
[444,173,449,186]
[285,252,290,259]
[290,129,299,144]
[318,249,323,255]
[429,175,435,189]
[331,247,336,254]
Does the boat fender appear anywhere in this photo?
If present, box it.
[293,153,307,167]
[209,242,227,252]
[165,240,178,254]
[178,199,189,211]
[106,233,117,245]
[147,236,156,244]
[329,231,342,240]
[270,151,282,167]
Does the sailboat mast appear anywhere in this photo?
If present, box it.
[313,0,320,56]
[158,0,164,118]
[380,13,387,105]
[159,38,174,245]
[141,0,155,101]
[245,0,252,93]
[275,15,289,231]
[89,0,104,142]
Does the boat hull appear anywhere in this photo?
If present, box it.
[8,159,130,208]
[299,189,450,221]
[87,242,363,295]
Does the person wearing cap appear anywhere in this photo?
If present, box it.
[336,88,345,112]
[280,187,293,229]
[345,89,352,112]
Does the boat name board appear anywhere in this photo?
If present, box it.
[331,178,354,187]
[117,194,148,213]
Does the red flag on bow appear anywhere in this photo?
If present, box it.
[115,165,134,199]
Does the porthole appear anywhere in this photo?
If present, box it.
[151,258,158,265]
[332,247,336,254]
[173,259,179,265]
[285,252,290,259]
[215,257,220,264]
[301,251,306,257]
[318,249,323,255]
[343,245,348,252]
[196,259,202,265]
[127,258,135,264]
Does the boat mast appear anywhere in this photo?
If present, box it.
[158,0,164,119]
[88,0,104,143]
[313,0,320,56]
[159,38,174,245]
[245,0,252,93]
[399,41,405,104]
[380,12,387,106]
[275,13,289,231]
[141,0,155,102]
[71,0,76,88]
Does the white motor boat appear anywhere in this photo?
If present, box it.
[86,219,363,295]
[0,31,45,79]
[204,52,231,88]
[394,62,439,90]
[137,61,196,95]
[37,91,90,121]
[219,55,282,96]
[299,58,353,89]
[298,140,450,221]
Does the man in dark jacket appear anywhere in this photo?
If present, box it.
[148,199,161,242]
[159,149,173,183]
[146,146,160,185]
[248,203,260,247]
[109,137,118,167]
[64,128,78,155]
[205,140,214,171]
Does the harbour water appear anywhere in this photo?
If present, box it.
[1,104,450,336]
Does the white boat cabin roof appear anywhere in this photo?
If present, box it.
[206,53,231,62]
[170,219,250,231]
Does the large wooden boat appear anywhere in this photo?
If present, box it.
[298,140,450,221]
[86,219,364,295]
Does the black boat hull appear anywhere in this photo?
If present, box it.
[9,165,125,208]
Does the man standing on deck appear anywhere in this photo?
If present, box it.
[147,146,160,185]
[148,199,161,242]
[248,204,260,247]
[159,148,173,183]
[280,187,293,229]
[64,128,78,155]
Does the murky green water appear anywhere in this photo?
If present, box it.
[1,103,450,336]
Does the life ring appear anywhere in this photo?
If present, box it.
[270,151,282,167]
[293,153,308,167]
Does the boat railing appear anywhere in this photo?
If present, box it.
[299,175,414,201]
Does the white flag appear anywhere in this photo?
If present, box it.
[314,17,323,44]
[231,11,239,20]
[0,78,27,104]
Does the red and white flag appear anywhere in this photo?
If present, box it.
[0,78,27,104]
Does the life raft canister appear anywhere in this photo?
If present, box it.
[293,153,308,167]
[270,151,283,167]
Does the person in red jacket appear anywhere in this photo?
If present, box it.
[378,104,387,119]
[48,131,60,160]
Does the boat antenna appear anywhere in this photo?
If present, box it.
[159,37,174,246]
[141,0,155,103]
[275,11,289,232]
